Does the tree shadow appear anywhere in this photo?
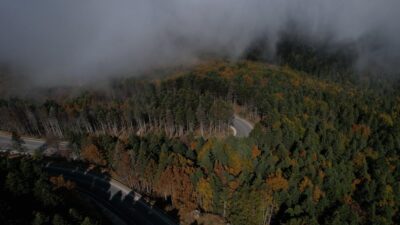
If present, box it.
[151,196,180,220]
[44,161,179,225]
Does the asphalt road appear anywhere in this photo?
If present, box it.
[45,164,178,225]
[232,114,254,137]
[0,134,45,151]
[0,117,253,224]
[0,133,68,154]
[0,133,178,225]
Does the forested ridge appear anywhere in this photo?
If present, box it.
[1,61,400,225]
[0,66,234,138]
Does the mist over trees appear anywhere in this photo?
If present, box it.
[2,62,397,225]
[0,72,234,138]
[0,1,400,224]
[0,0,400,86]
[89,62,399,225]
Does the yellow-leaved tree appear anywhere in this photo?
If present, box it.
[197,177,213,212]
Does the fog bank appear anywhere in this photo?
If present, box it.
[0,0,399,86]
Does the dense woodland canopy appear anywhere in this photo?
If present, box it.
[0,156,110,225]
[1,60,400,225]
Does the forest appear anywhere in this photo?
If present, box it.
[1,1,400,224]
[1,60,400,225]
[0,156,110,225]
[0,70,233,138]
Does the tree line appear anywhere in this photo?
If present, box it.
[0,73,233,138]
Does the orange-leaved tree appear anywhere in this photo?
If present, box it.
[81,144,106,166]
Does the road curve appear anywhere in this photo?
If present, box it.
[0,133,179,225]
[232,114,254,137]
[45,164,179,225]
[1,118,252,224]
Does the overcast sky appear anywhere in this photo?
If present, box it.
[0,0,399,86]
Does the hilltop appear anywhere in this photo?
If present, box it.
[0,61,399,225]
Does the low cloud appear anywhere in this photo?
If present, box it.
[0,0,399,86]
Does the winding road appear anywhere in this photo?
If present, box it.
[231,114,254,137]
[0,114,254,152]
[45,164,178,225]
[0,134,178,225]
[0,115,253,224]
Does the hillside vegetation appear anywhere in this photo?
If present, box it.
[1,61,400,225]
[0,157,110,225]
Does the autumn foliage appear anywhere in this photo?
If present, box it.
[266,170,289,192]
[80,144,106,166]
